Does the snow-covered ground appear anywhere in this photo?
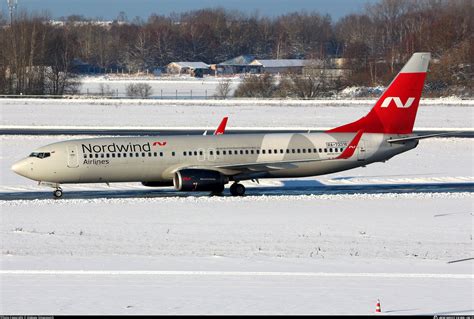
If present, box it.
[1,193,472,314]
[1,98,473,129]
[1,97,473,314]
[78,75,241,98]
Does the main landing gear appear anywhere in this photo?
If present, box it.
[230,183,245,196]
[53,187,63,198]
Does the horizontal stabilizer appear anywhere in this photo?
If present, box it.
[387,132,459,143]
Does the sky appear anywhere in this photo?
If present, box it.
[1,0,375,21]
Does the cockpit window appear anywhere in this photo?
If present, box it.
[29,152,51,159]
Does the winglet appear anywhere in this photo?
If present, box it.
[213,117,228,135]
[336,130,364,159]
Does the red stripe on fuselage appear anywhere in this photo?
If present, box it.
[336,130,364,159]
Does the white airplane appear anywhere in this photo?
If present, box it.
[12,52,442,198]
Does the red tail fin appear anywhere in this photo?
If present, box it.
[328,53,431,134]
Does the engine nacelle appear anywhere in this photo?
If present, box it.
[141,181,173,187]
[173,169,228,192]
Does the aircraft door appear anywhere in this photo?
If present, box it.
[357,140,366,161]
[67,145,79,168]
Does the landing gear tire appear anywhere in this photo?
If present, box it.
[53,188,63,198]
[230,183,245,196]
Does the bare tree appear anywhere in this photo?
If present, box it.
[234,74,277,98]
[126,83,153,98]
[214,79,232,99]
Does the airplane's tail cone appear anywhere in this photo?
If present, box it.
[375,299,382,313]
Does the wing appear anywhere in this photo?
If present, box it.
[214,156,330,172]
[175,131,363,175]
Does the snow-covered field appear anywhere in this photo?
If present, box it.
[0,97,473,314]
[78,75,241,98]
[1,193,473,314]
[0,98,473,129]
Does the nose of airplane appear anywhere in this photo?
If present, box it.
[11,159,32,178]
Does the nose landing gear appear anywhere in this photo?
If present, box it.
[39,182,64,199]
[53,188,63,198]
[230,183,245,196]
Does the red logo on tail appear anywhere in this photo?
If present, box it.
[153,141,167,146]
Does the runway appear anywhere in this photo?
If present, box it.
[1,182,472,200]
[1,127,472,137]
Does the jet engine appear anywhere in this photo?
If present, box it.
[173,169,228,192]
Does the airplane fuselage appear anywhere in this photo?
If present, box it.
[12,132,417,185]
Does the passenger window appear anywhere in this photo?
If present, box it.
[340,148,344,152]
[100,154,105,158]
[314,148,317,153]
[118,153,121,158]
[130,153,133,157]
[256,150,260,154]
[172,152,175,156]
[95,154,99,158]
[136,153,139,157]
[234,150,238,155]
[291,149,295,154]
[112,153,115,158]
[286,149,290,153]
[329,148,333,152]
[274,149,278,153]
[250,150,254,154]
[123,153,127,158]
[106,153,110,158]
[148,152,152,157]
[302,149,306,153]
[160,152,163,157]
[83,154,87,159]
[194,151,197,156]
[280,149,284,154]
[223,150,227,155]
[153,152,157,157]
[324,148,327,153]
[268,149,272,154]
[240,150,243,155]
[262,150,266,154]
[210,150,214,156]
[245,150,249,155]
[89,154,93,158]
[308,149,312,153]
[319,148,322,153]
[216,151,220,155]
[297,149,301,153]
[199,151,203,156]
[183,151,187,156]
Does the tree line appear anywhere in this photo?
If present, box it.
[0,0,471,96]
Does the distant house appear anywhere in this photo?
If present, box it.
[216,55,258,74]
[249,59,312,74]
[166,62,210,76]
[303,59,352,80]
